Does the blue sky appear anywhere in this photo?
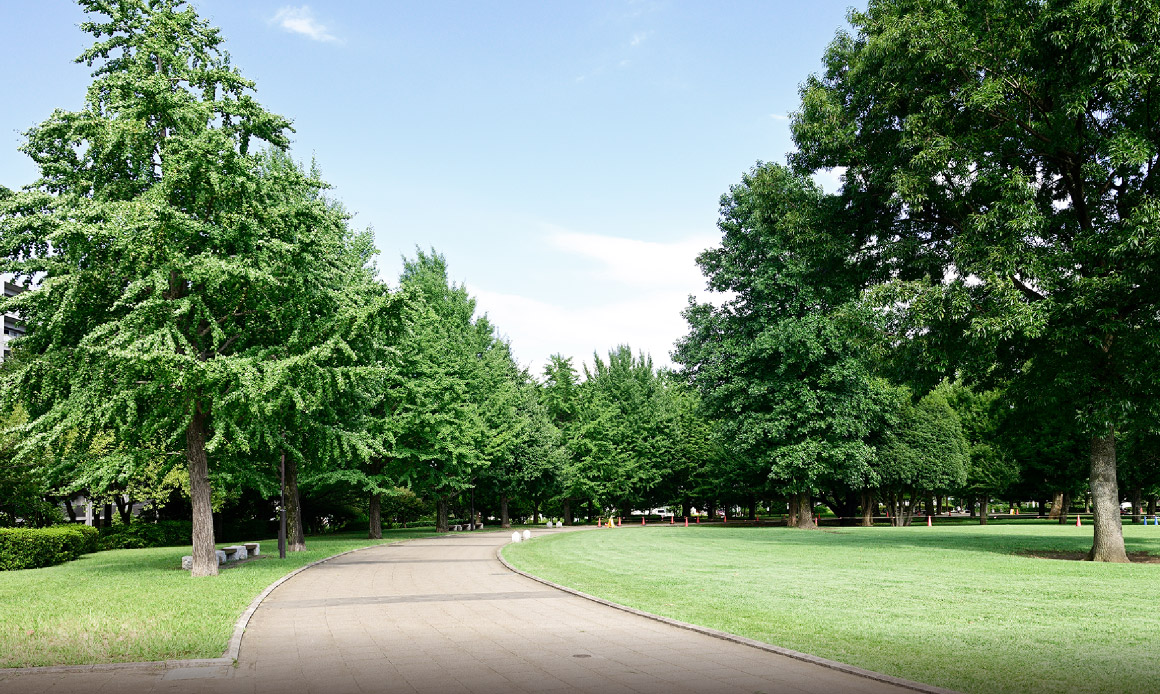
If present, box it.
[0,1,859,374]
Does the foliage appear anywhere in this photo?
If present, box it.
[943,383,1020,502]
[876,387,969,522]
[0,406,60,527]
[98,519,192,550]
[0,525,98,571]
[675,162,896,504]
[790,0,1160,558]
[0,0,386,574]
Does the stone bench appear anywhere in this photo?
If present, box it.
[182,542,260,570]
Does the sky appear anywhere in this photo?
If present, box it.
[0,1,860,375]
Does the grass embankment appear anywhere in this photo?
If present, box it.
[0,527,439,668]
[503,523,1160,694]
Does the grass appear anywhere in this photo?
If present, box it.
[0,526,441,668]
[502,522,1160,694]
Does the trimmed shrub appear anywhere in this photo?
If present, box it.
[98,520,192,550]
[0,525,99,571]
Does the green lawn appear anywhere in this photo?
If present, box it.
[503,522,1160,694]
[0,527,439,668]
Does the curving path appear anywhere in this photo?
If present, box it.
[0,528,947,694]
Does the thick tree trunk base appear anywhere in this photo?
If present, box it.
[795,492,814,529]
[1087,429,1128,562]
[500,495,510,529]
[187,410,217,577]
[285,455,306,552]
[368,493,382,539]
[436,499,449,533]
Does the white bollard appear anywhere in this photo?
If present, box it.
[511,531,521,543]
[546,520,553,527]
[522,530,532,540]
[556,521,562,527]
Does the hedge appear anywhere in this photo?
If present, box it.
[98,520,192,550]
[0,525,99,571]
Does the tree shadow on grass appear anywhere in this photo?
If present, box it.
[679,525,1160,561]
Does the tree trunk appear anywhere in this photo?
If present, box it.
[1130,487,1143,524]
[1048,491,1064,520]
[682,499,692,519]
[969,496,977,518]
[787,494,799,527]
[1148,495,1157,517]
[860,490,874,527]
[532,500,540,525]
[562,498,571,526]
[285,455,305,551]
[707,499,717,521]
[1058,492,1071,524]
[747,493,757,520]
[102,503,113,528]
[795,492,814,529]
[114,495,132,524]
[436,498,449,533]
[979,495,989,525]
[64,498,77,523]
[187,409,217,577]
[368,493,382,539]
[1087,428,1128,562]
[500,494,510,529]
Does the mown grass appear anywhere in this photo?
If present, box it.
[503,522,1160,694]
[0,527,441,668]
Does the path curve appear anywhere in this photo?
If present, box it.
[0,528,953,694]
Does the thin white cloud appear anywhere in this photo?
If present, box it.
[471,285,695,376]
[546,227,714,291]
[770,113,789,121]
[630,31,652,47]
[272,6,338,43]
[467,228,722,374]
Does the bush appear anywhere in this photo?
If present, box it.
[98,520,192,550]
[0,524,99,571]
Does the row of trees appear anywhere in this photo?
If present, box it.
[3,0,1157,575]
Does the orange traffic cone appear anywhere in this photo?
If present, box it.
[927,516,932,527]
[617,517,621,527]
[684,517,688,527]
[1076,515,1081,527]
[642,516,645,526]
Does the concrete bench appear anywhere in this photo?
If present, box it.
[182,542,260,570]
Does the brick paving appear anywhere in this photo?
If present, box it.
[0,528,940,694]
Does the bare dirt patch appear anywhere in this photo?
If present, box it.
[1019,550,1160,563]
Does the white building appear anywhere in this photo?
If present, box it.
[1,281,26,360]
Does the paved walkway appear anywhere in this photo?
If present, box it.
[0,528,934,694]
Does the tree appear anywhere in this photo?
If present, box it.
[791,0,1160,560]
[578,346,678,515]
[944,384,1020,524]
[675,163,894,528]
[384,250,488,533]
[876,388,969,526]
[0,0,350,575]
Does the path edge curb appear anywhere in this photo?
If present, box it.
[497,537,961,694]
[1,537,430,677]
